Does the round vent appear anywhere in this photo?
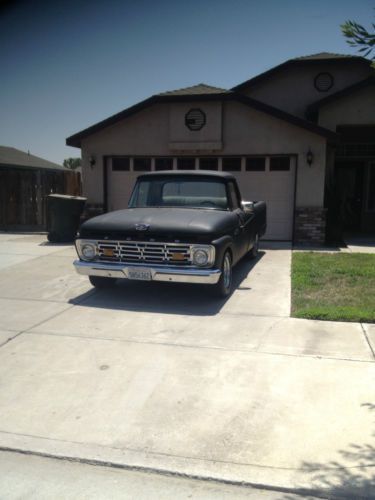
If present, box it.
[185,108,206,131]
[314,72,334,92]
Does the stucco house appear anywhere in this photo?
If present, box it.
[66,52,375,243]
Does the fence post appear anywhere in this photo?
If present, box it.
[36,169,43,227]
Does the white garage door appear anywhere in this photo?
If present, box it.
[107,156,296,240]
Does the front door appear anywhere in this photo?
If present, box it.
[335,161,365,232]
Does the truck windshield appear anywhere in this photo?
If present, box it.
[129,177,229,210]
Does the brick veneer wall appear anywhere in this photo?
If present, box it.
[294,207,326,245]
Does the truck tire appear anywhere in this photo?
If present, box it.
[214,250,232,298]
[89,276,117,288]
[248,233,259,259]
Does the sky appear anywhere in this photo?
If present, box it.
[0,0,373,164]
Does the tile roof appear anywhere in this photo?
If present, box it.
[0,146,66,171]
[293,52,365,61]
[158,83,229,96]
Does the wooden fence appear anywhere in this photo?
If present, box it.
[0,167,82,230]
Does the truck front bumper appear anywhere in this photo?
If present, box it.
[73,260,221,285]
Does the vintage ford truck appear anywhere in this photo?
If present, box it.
[74,171,266,297]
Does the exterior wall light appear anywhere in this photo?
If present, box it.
[89,156,96,169]
[306,148,314,167]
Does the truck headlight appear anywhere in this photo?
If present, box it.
[191,246,215,267]
[75,240,97,261]
[82,243,96,260]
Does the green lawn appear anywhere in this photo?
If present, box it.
[291,252,375,323]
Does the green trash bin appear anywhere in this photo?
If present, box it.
[46,194,86,242]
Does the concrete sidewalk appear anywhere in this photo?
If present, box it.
[0,233,374,498]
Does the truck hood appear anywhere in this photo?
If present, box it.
[80,207,237,239]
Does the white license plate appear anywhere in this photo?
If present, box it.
[127,268,152,281]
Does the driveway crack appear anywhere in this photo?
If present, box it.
[360,323,375,360]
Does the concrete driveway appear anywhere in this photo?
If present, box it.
[0,233,374,498]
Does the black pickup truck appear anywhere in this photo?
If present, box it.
[74,171,266,297]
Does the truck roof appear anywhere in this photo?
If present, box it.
[136,170,236,180]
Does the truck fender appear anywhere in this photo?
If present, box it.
[211,235,234,268]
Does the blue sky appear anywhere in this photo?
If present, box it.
[0,0,373,163]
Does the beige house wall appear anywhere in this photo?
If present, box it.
[242,62,372,118]
[81,100,327,208]
[318,85,375,130]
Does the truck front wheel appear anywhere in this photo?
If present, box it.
[89,276,117,288]
[214,251,232,298]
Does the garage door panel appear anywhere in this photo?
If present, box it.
[231,160,295,240]
[265,221,293,240]
[108,172,138,212]
[267,199,295,212]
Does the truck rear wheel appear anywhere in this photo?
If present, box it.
[248,233,259,259]
[214,251,232,298]
[89,276,117,288]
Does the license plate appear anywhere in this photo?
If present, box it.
[127,268,152,281]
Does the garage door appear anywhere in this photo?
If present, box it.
[106,156,296,240]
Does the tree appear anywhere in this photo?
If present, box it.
[341,16,375,64]
[63,157,82,170]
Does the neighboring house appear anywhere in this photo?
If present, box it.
[66,52,375,243]
[0,146,81,229]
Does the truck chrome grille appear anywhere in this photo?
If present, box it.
[97,240,192,265]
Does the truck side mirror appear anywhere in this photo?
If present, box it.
[241,201,255,213]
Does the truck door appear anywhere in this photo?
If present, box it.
[228,181,251,259]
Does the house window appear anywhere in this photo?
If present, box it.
[246,157,265,171]
[270,157,290,171]
[155,158,173,170]
[177,157,195,170]
[199,158,218,170]
[112,157,130,171]
[222,158,241,171]
[133,158,151,171]
[367,164,375,211]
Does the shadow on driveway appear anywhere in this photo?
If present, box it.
[69,252,264,316]
[281,402,375,500]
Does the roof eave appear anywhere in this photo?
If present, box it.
[232,93,338,143]
[307,76,375,114]
[0,162,66,172]
[66,91,337,149]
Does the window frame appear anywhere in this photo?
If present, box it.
[245,157,266,172]
[155,157,173,171]
[133,157,152,172]
[199,157,219,171]
[177,157,196,170]
[270,156,290,172]
[111,157,130,171]
[222,157,242,172]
